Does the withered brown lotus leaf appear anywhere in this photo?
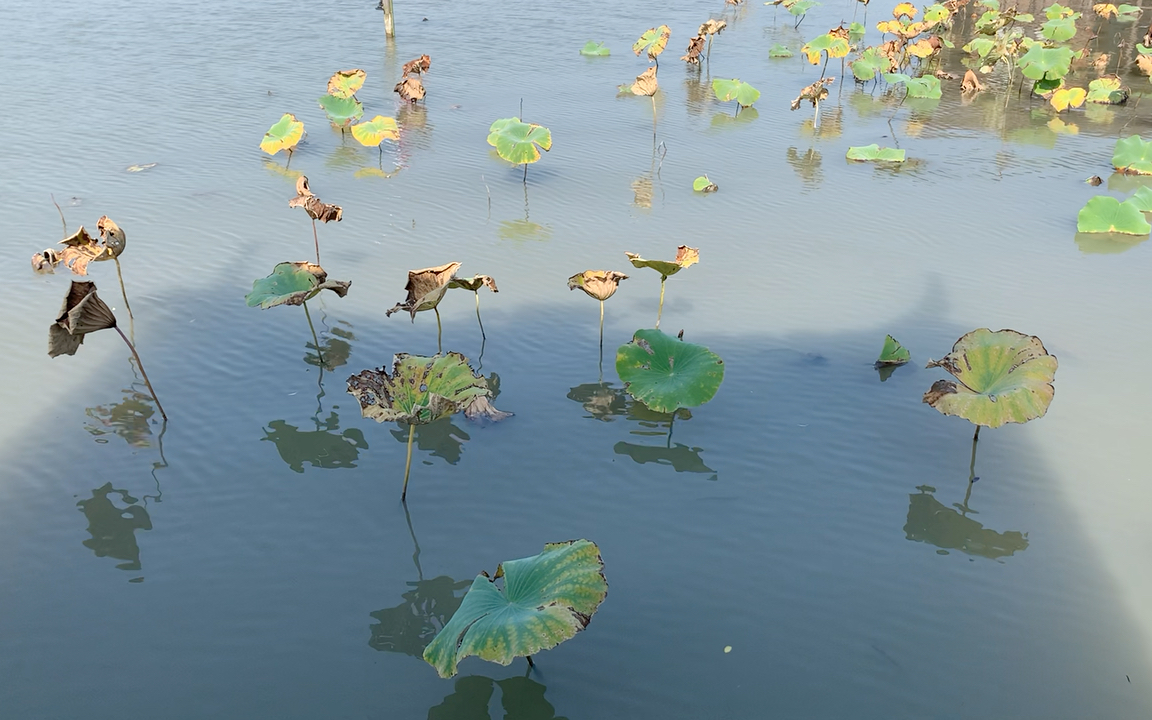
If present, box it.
[289,175,343,223]
[96,216,126,258]
[402,54,431,76]
[395,75,426,102]
[682,36,706,64]
[32,248,61,273]
[699,19,727,35]
[791,77,834,110]
[386,262,463,320]
[58,226,112,276]
[49,280,118,357]
[631,66,659,96]
[961,69,985,94]
[567,270,629,301]
[449,274,499,293]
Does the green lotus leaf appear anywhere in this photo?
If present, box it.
[1044,2,1076,19]
[245,261,351,309]
[327,69,366,98]
[884,73,942,98]
[317,94,364,127]
[351,115,400,147]
[580,40,610,56]
[1040,16,1077,42]
[616,329,725,413]
[801,33,850,64]
[846,144,906,162]
[625,245,699,277]
[711,78,761,107]
[423,539,608,678]
[923,3,950,23]
[769,43,794,58]
[851,47,890,81]
[1127,185,1152,211]
[633,25,671,59]
[1019,45,1074,80]
[260,113,305,155]
[347,352,508,425]
[964,37,996,57]
[1112,134,1152,174]
[876,334,911,366]
[923,328,1057,429]
[487,117,552,165]
[848,21,867,41]
[789,0,818,15]
[1086,76,1129,105]
[1075,196,1151,234]
[692,175,718,192]
[1117,4,1141,15]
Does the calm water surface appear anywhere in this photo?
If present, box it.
[2,0,1151,717]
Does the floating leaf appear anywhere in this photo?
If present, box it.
[386,262,463,320]
[693,175,719,192]
[631,66,659,96]
[1127,185,1152,212]
[580,41,610,56]
[260,113,305,155]
[1019,45,1074,80]
[801,33,851,64]
[568,270,628,301]
[876,334,911,366]
[1049,86,1086,111]
[245,262,351,309]
[884,72,942,98]
[395,75,426,103]
[616,329,725,413]
[633,25,671,59]
[487,117,552,164]
[317,94,364,127]
[711,78,761,107]
[351,115,400,146]
[1075,196,1152,234]
[846,144,906,162]
[923,329,1057,429]
[327,69,366,98]
[422,540,607,678]
[1112,134,1152,174]
[1086,76,1128,105]
[347,351,508,425]
[624,246,699,277]
[769,43,794,58]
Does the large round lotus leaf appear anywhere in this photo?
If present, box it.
[260,113,305,155]
[346,352,508,425]
[317,94,364,127]
[423,539,608,678]
[245,262,351,309]
[327,69,366,98]
[801,33,850,64]
[616,329,725,413]
[351,115,400,147]
[1086,76,1128,105]
[1019,45,1074,80]
[711,78,761,107]
[1040,16,1077,42]
[1076,196,1151,234]
[923,328,1057,429]
[487,117,552,164]
[1112,135,1152,174]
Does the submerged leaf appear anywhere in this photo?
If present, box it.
[580,41,611,56]
[261,113,305,155]
[624,246,699,277]
[327,69,366,98]
[1076,196,1151,234]
[769,44,794,58]
[876,334,911,366]
[386,262,463,320]
[422,540,607,678]
[347,351,509,426]
[633,25,671,59]
[846,144,906,162]
[351,115,400,146]
[923,329,1057,429]
[487,117,552,164]
[245,262,351,309]
[568,270,629,301]
[616,329,725,413]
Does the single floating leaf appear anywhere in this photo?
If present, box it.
[317,94,364,127]
[1075,196,1151,234]
[846,144,906,162]
[923,329,1058,429]
[245,262,351,309]
[327,69,366,98]
[769,43,794,58]
[1049,86,1086,112]
[633,25,671,59]
[711,78,761,107]
[568,270,628,301]
[351,115,400,146]
[386,262,463,320]
[1127,185,1152,212]
[1112,135,1152,174]
[580,40,610,56]
[260,113,305,155]
[876,335,911,366]
[487,117,552,164]
[347,351,508,425]
[616,329,725,413]
[422,539,607,678]
[693,175,718,192]
[1086,76,1129,105]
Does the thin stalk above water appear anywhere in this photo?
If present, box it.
[656,275,667,328]
[434,306,443,354]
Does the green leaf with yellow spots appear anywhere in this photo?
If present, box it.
[487,117,552,165]
[423,540,608,678]
[346,352,508,425]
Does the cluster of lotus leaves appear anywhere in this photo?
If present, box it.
[923,328,1057,429]
[711,78,760,108]
[245,262,351,309]
[487,117,552,165]
[261,113,305,155]
[423,539,608,678]
[347,352,509,425]
[616,329,725,413]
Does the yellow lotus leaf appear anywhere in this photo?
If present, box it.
[351,115,400,147]
[631,66,659,96]
[876,19,904,34]
[260,113,305,155]
[1050,87,1086,112]
[907,39,937,58]
[327,69,366,98]
[1047,117,1079,134]
[897,21,928,37]
[893,2,917,18]
[1093,3,1118,18]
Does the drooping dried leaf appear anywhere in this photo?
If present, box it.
[402,54,431,76]
[288,175,343,223]
[58,226,112,276]
[633,25,671,60]
[327,69,367,98]
[631,66,659,96]
[699,19,727,35]
[624,246,699,277]
[96,216,126,258]
[791,77,834,110]
[386,262,463,320]
[1136,54,1152,75]
[961,69,985,93]
[449,274,499,293]
[245,262,352,309]
[49,281,118,357]
[347,351,509,426]
[829,24,851,41]
[395,75,426,103]
[1092,52,1111,71]
[31,248,60,273]
[568,270,629,301]
[682,35,705,64]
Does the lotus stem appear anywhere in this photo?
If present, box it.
[401,422,415,502]
[969,432,980,484]
[285,148,294,170]
[813,98,820,129]
[303,299,324,366]
[523,163,528,184]
[434,306,443,354]
[311,218,320,265]
[656,275,667,328]
[526,655,535,668]
[973,425,981,443]
[114,257,134,322]
[114,326,167,421]
[51,194,66,234]
[706,34,713,61]
[599,299,605,353]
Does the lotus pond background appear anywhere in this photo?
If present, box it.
[3,0,1152,717]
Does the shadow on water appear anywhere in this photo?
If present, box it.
[77,483,152,577]
[428,675,567,720]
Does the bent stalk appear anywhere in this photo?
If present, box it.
[401,422,415,501]
[475,292,486,340]
[114,326,167,421]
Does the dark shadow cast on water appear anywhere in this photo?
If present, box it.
[428,674,568,720]
[77,483,152,577]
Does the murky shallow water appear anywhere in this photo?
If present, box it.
[2,0,1152,717]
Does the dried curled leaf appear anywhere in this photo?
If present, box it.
[245,262,351,309]
[402,54,431,76]
[449,274,499,293]
[568,270,629,301]
[386,262,463,320]
[97,216,125,258]
[58,226,115,276]
[682,35,705,64]
[791,77,834,110]
[631,66,659,96]
[49,281,118,357]
[961,69,985,93]
[624,246,699,277]
[327,69,366,98]
[699,19,727,35]
[31,248,60,273]
[395,75,426,103]
[288,175,343,222]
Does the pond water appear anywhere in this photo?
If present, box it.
[2,0,1152,717]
